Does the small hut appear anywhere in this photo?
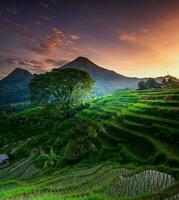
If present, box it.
[0,154,9,165]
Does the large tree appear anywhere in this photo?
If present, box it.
[30,68,95,117]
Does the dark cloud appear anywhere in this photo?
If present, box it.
[6,8,17,15]
[13,24,35,38]
[44,58,67,66]
[3,56,67,73]
[40,1,50,9]
[41,15,54,21]
[40,0,55,10]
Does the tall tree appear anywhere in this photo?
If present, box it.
[30,68,95,117]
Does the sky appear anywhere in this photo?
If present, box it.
[0,0,179,79]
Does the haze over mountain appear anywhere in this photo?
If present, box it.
[0,68,33,104]
[61,57,141,95]
[0,57,151,104]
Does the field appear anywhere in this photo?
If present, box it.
[0,87,179,199]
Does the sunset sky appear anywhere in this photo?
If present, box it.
[0,0,179,79]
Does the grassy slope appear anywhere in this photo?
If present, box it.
[0,87,179,199]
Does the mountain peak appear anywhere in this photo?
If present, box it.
[0,68,33,103]
[12,67,32,75]
[61,56,128,83]
[1,68,32,84]
[73,56,95,64]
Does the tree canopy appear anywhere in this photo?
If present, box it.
[162,75,179,87]
[138,76,179,90]
[30,68,95,117]
[138,78,161,90]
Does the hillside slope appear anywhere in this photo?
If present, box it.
[0,68,33,104]
[61,57,141,95]
[1,163,179,200]
[1,87,179,167]
[0,87,179,199]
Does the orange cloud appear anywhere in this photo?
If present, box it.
[41,36,65,49]
[0,71,8,79]
[89,15,179,78]
[139,27,150,34]
[25,27,81,56]
[52,27,64,36]
[118,34,137,43]
[69,35,80,40]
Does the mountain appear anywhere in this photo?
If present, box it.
[0,57,162,104]
[61,57,141,95]
[0,68,33,104]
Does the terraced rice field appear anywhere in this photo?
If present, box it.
[71,88,179,166]
[1,87,179,199]
[0,163,179,200]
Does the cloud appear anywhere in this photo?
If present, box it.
[2,56,68,73]
[41,37,65,49]
[6,8,17,15]
[25,27,81,56]
[118,34,137,43]
[14,24,35,38]
[69,35,80,40]
[117,27,150,43]
[44,58,67,66]
[0,71,8,79]
[41,15,54,21]
[35,21,42,26]
[40,0,56,10]
[139,27,150,34]
[40,0,50,9]
[52,27,64,36]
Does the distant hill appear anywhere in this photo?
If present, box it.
[0,68,33,104]
[61,57,141,95]
[0,57,165,104]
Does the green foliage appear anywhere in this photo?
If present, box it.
[1,87,179,180]
[37,147,60,168]
[138,78,161,90]
[0,110,8,124]
[30,68,95,117]
[138,80,146,90]
[1,87,179,200]
[162,75,179,88]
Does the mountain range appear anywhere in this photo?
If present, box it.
[0,57,155,104]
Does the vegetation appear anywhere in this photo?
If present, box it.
[138,78,161,90]
[162,75,179,88]
[30,68,94,117]
[0,78,179,199]
[0,163,179,200]
[138,76,179,90]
